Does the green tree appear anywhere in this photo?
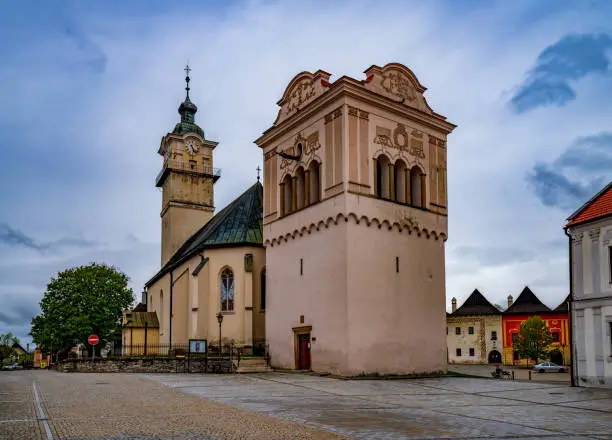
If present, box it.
[0,332,20,363]
[30,263,133,354]
[512,316,554,364]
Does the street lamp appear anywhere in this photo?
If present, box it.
[216,312,224,353]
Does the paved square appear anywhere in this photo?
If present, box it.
[147,372,612,439]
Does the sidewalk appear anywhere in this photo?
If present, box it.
[449,364,570,384]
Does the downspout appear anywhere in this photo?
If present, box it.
[564,227,576,387]
[169,269,174,352]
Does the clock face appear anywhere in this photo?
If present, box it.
[185,140,199,155]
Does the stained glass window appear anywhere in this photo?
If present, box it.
[221,268,234,311]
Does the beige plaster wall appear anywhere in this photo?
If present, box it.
[161,206,213,266]
[446,316,502,364]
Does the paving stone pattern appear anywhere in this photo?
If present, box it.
[147,372,612,439]
[0,371,347,440]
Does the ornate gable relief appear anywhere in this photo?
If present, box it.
[373,123,426,163]
[279,131,321,174]
[274,70,332,125]
[363,63,433,114]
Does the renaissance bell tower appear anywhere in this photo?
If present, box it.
[156,66,220,265]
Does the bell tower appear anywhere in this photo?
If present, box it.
[156,66,220,265]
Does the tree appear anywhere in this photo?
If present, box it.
[30,263,133,354]
[0,332,20,362]
[512,316,553,364]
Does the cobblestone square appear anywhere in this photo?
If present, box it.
[1,370,611,439]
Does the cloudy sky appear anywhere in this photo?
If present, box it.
[1,0,611,345]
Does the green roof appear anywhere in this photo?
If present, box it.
[145,181,263,287]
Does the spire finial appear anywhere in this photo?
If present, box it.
[256,166,261,181]
[184,64,191,99]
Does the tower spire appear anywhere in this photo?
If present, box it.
[178,64,198,124]
[184,64,191,99]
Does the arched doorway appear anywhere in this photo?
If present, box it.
[550,350,563,365]
[488,350,502,364]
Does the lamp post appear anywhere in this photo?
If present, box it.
[216,312,224,353]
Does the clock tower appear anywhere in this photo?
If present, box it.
[156,66,220,265]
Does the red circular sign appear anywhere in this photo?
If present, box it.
[88,335,99,346]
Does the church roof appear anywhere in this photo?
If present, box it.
[145,181,263,287]
[504,286,552,315]
[552,294,571,313]
[565,180,612,228]
[452,289,501,316]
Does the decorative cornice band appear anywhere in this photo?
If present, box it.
[264,212,448,247]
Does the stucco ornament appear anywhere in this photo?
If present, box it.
[373,124,425,161]
[400,214,420,230]
[286,79,316,115]
[279,131,321,172]
[382,71,417,102]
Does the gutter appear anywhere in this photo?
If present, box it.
[564,227,576,387]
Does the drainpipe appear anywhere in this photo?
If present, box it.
[564,227,576,387]
[169,269,174,352]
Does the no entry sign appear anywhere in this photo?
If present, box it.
[88,335,99,346]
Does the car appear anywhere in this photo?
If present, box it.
[534,362,567,373]
[2,362,23,371]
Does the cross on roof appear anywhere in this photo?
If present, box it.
[256,166,261,181]
[184,64,191,77]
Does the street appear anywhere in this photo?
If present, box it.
[2,370,610,439]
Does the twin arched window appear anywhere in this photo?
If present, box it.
[374,155,425,208]
[280,158,322,217]
[221,268,234,311]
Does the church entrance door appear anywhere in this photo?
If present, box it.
[297,334,311,370]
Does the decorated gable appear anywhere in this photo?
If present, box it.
[274,70,332,125]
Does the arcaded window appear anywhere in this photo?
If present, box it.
[308,160,321,204]
[221,268,234,312]
[260,268,266,312]
[295,166,306,210]
[281,174,293,216]
[374,155,391,199]
[394,159,407,204]
[410,166,425,208]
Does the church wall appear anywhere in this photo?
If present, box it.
[147,274,171,344]
[170,265,190,344]
[265,223,348,373]
[161,205,213,265]
[345,221,447,375]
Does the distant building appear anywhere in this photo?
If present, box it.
[565,181,612,388]
[447,289,503,364]
[502,287,570,366]
[121,304,160,356]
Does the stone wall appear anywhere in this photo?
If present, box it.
[56,358,212,373]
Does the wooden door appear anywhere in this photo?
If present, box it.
[298,334,311,370]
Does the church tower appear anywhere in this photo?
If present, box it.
[256,63,456,376]
[156,66,220,265]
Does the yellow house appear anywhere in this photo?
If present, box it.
[122,304,160,355]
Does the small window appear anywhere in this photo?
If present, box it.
[456,348,462,357]
[491,331,497,341]
[552,332,560,343]
[468,326,474,335]
[512,333,518,344]
[455,327,461,335]
[469,348,475,357]
[189,160,197,170]
[608,247,612,283]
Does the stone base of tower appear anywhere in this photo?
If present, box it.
[265,206,448,377]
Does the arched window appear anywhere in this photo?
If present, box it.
[308,160,321,204]
[281,174,293,216]
[374,155,391,199]
[260,268,266,312]
[295,166,306,210]
[410,166,425,208]
[221,268,234,312]
[394,159,407,204]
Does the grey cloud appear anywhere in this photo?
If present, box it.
[511,33,612,113]
[0,223,100,252]
[64,25,108,74]
[526,133,612,210]
[454,246,536,267]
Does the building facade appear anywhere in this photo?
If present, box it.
[447,290,503,364]
[256,63,456,376]
[502,287,570,366]
[565,181,612,388]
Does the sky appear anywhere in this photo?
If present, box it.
[1,0,611,346]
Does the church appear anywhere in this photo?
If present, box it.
[144,62,456,376]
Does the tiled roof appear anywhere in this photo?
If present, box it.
[452,289,501,316]
[566,181,612,228]
[145,181,263,287]
[553,294,571,313]
[504,286,551,315]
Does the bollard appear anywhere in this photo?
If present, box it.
[529,370,532,381]
[512,370,515,381]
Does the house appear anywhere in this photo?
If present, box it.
[121,304,160,355]
[565,180,612,388]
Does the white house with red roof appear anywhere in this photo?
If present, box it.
[565,180,612,388]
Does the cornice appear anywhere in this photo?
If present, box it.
[255,78,456,147]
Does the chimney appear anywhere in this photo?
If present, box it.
[141,289,147,304]
[451,297,457,313]
[507,295,513,308]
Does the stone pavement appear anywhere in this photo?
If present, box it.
[147,372,612,439]
[0,370,347,439]
[449,364,571,384]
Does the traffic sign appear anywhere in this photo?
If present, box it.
[88,335,99,346]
